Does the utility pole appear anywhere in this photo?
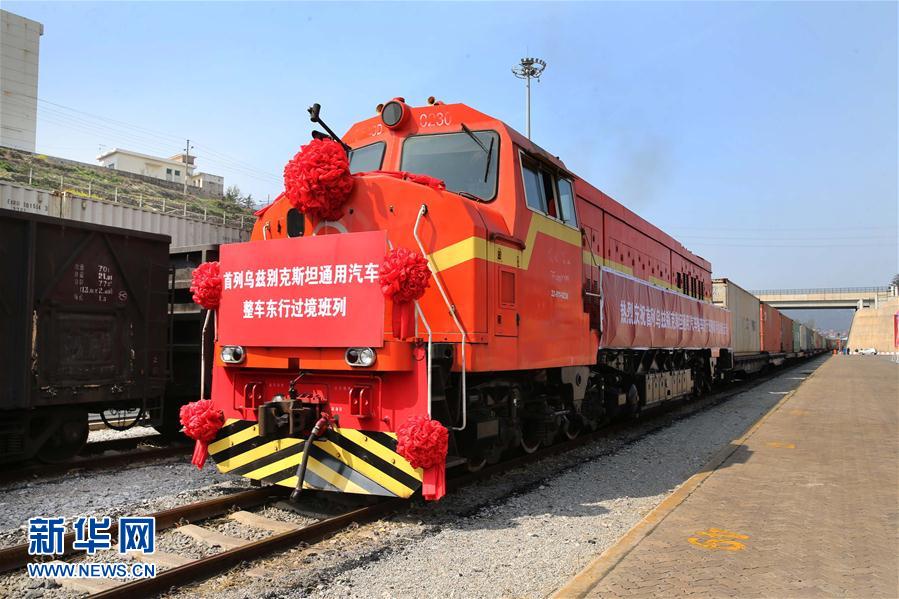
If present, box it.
[512,57,546,139]
[183,139,194,194]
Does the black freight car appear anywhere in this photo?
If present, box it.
[155,244,219,436]
[0,208,171,462]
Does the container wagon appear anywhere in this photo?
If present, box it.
[799,324,810,352]
[759,303,785,365]
[713,278,766,373]
[780,313,794,355]
[0,208,170,462]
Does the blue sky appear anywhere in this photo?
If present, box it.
[7,1,897,315]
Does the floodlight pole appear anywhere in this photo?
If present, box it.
[512,57,546,140]
[525,76,532,140]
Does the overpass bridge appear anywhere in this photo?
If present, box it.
[752,286,897,309]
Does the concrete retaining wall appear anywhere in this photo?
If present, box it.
[847,297,899,353]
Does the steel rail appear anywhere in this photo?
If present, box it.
[0,439,188,486]
[0,487,282,575]
[90,500,400,599]
[80,435,173,455]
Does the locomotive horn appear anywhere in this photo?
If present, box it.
[307,103,352,153]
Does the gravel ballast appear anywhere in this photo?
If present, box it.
[0,358,825,599]
[170,357,826,599]
[0,457,242,548]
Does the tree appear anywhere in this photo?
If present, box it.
[891,273,899,289]
[220,185,254,212]
[222,185,242,204]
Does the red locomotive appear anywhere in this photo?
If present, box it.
[190,98,731,501]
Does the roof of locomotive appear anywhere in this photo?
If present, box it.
[340,100,710,271]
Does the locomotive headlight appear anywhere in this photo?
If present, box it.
[220,345,245,364]
[381,100,406,128]
[345,347,376,368]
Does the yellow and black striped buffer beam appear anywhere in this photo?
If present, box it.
[208,419,423,498]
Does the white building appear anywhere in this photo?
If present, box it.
[0,10,43,152]
[97,148,223,196]
[191,171,224,196]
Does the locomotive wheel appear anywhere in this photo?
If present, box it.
[465,455,488,472]
[624,384,641,419]
[36,412,89,463]
[561,415,583,440]
[520,421,542,454]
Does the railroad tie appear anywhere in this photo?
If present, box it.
[48,561,118,593]
[175,524,252,550]
[228,510,301,534]
[129,550,194,569]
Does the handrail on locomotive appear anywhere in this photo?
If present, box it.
[413,203,468,432]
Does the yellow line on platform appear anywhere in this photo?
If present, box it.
[551,364,823,599]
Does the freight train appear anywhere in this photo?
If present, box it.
[0,208,213,463]
[712,278,832,375]
[197,99,829,501]
[0,209,171,462]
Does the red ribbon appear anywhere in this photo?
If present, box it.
[283,138,354,222]
[179,399,224,469]
[189,262,223,311]
[396,415,448,501]
[379,248,431,340]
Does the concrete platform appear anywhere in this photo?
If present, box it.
[555,356,899,598]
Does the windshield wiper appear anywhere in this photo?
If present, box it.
[460,123,489,154]
[457,190,485,202]
[460,123,493,182]
[483,136,494,182]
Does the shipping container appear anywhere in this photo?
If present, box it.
[1,181,250,247]
[0,208,170,462]
[780,313,794,353]
[799,324,809,351]
[792,321,801,352]
[713,278,760,355]
[759,303,782,353]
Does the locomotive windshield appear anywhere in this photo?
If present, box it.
[348,141,385,173]
[401,130,499,200]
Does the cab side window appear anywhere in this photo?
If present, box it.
[520,154,578,227]
[522,163,546,212]
[556,178,577,226]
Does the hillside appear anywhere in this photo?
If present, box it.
[0,146,256,225]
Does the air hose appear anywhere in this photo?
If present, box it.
[290,415,330,502]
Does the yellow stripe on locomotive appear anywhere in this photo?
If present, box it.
[209,419,423,498]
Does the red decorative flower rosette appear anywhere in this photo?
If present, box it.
[397,415,449,501]
[379,247,431,340]
[283,138,354,222]
[179,399,224,469]
[189,261,223,310]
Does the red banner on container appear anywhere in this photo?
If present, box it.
[600,268,731,349]
[894,311,899,349]
[218,231,386,348]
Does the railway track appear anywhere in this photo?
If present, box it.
[0,435,188,485]
[0,487,282,575]
[1,357,822,597]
